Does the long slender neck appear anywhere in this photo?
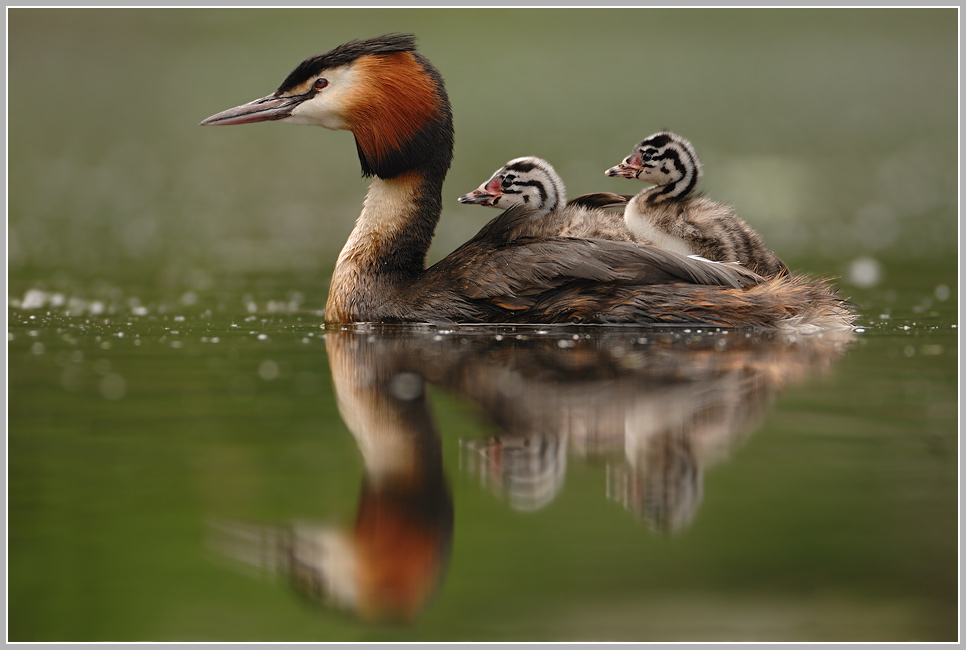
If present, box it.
[324,169,444,323]
[323,51,453,324]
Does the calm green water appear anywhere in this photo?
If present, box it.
[7,8,959,642]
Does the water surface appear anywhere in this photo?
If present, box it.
[7,289,958,641]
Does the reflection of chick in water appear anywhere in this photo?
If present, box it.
[456,328,852,533]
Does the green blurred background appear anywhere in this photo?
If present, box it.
[8,8,958,305]
[7,8,959,642]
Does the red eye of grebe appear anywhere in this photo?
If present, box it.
[314,78,328,90]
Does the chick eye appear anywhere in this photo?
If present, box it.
[501,177,514,189]
[313,78,329,90]
[640,151,652,162]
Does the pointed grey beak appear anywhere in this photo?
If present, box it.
[200,92,310,126]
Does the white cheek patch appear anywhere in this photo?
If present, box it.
[284,65,358,130]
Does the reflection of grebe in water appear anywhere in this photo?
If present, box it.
[201,34,851,328]
[453,328,853,532]
[210,334,453,623]
[209,325,852,621]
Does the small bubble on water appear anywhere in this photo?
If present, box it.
[170,341,183,349]
[257,333,268,341]
[258,360,279,380]
[557,339,575,349]
[903,346,915,357]
[100,373,127,400]
[934,284,950,301]
[30,342,45,355]
[132,306,148,316]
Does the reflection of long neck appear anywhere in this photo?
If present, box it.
[328,331,443,484]
[326,331,453,621]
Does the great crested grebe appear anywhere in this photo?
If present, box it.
[458,156,638,242]
[606,131,789,278]
[201,34,849,328]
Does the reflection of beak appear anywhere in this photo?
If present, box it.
[605,162,642,179]
[458,187,501,206]
[200,92,310,126]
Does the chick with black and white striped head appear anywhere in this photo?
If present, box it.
[607,131,788,277]
[459,157,565,218]
[460,156,637,242]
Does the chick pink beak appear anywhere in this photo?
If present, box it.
[458,177,504,206]
[605,162,642,179]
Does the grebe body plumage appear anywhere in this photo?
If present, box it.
[201,34,850,328]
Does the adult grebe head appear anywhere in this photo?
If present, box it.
[201,33,453,181]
